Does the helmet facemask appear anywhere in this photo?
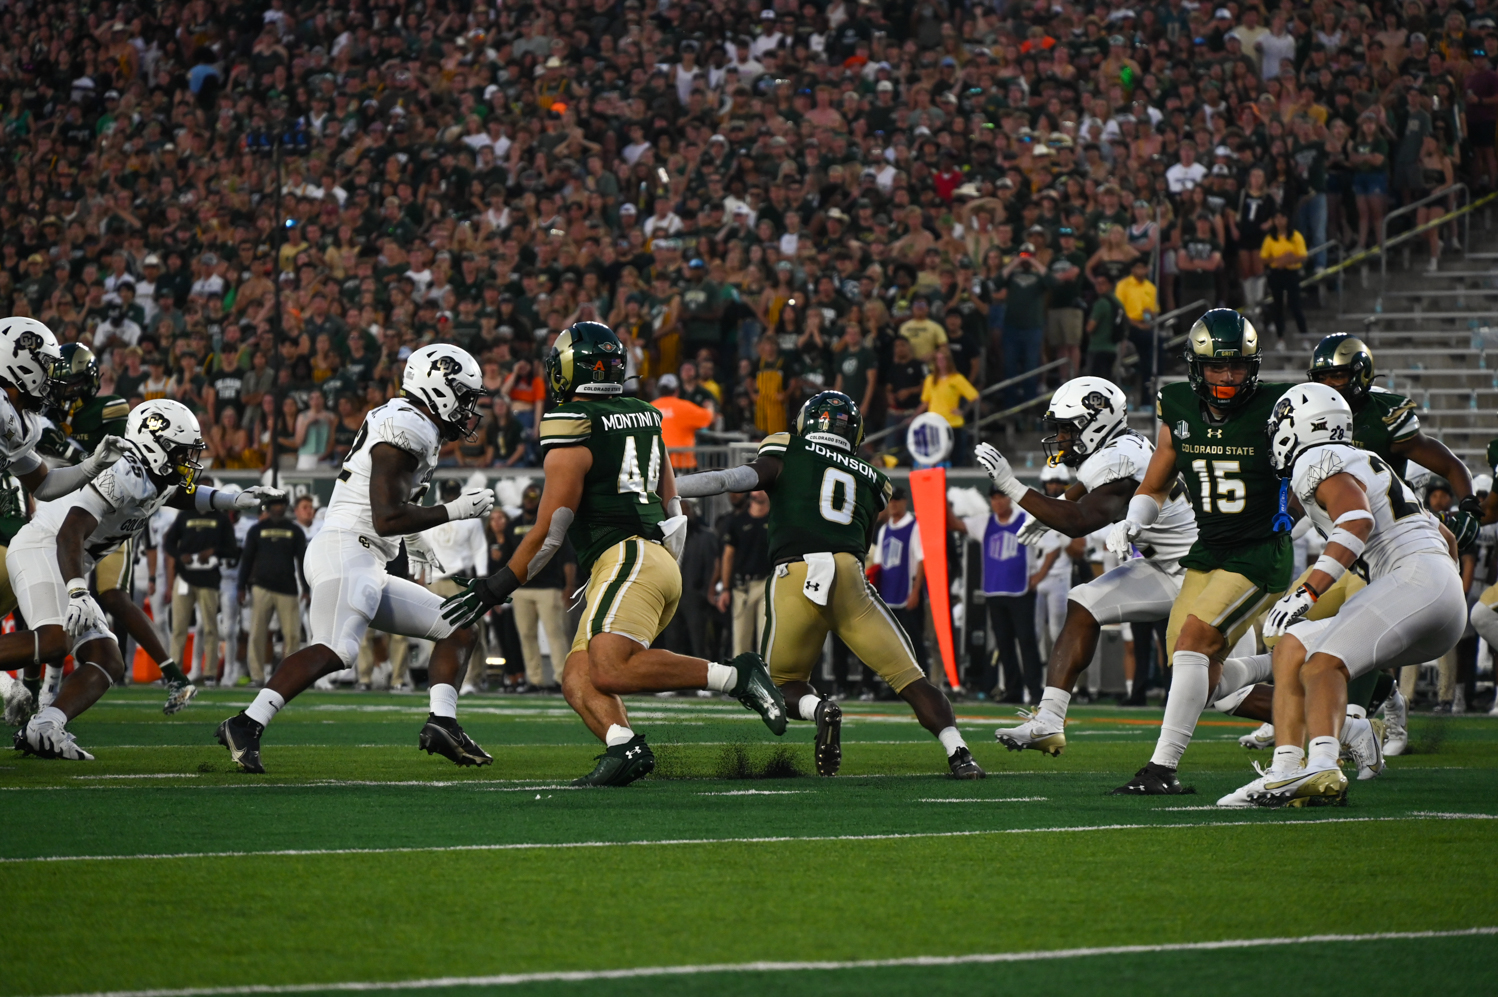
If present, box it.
[167,440,207,493]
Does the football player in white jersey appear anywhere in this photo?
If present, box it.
[216,345,496,774]
[975,377,1213,756]
[1221,383,1466,807]
[10,400,282,759]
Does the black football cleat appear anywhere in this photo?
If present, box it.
[572,734,655,787]
[418,714,494,767]
[1110,762,1196,795]
[948,746,987,779]
[216,712,266,774]
[814,699,842,776]
[729,652,787,735]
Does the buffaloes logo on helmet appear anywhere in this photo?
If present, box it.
[430,355,462,377]
[12,329,41,358]
[143,411,171,434]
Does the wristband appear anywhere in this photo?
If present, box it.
[1124,493,1161,529]
[1325,527,1366,559]
[66,576,89,595]
[478,565,521,607]
[1310,553,1347,586]
[998,475,1029,504]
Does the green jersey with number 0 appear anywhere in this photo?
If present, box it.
[1158,380,1295,549]
[539,397,666,572]
[758,432,893,562]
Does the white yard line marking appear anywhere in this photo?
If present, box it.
[696,790,811,796]
[1,813,1490,865]
[1157,806,1222,811]
[22,927,1497,997]
[71,774,200,780]
[918,797,1048,803]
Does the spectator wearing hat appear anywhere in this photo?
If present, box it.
[961,487,1042,703]
[897,296,946,362]
[873,486,930,679]
[239,493,307,689]
[995,246,1048,410]
[652,372,715,471]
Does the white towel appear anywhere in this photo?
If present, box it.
[659,515,689,562]
[802,552,836,607]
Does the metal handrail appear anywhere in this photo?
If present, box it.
[1296,239,1345,314]
[973,392,1053,429]
[1381,183,1469,277]
[864,357,1073,446]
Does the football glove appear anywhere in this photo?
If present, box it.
[64,579,107,641]
[81,435,128,475]
[1016,515,1051,546]
[1263,584,1319,639]
[1446,496,1482,554]
[404,531,445,579]
[444,487,496,522]
[974,442,1028,501]
[440,566,520,630]
[235,485,288,510]
[1104,519,1143,559]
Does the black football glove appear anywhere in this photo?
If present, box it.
[439,567,520,630]
[1446,495,1483,554]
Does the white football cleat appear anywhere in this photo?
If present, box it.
[19,715,95,761]
[994,708,1066,757]
[1217,761,1273,808]
[1238,722,1275,750]
[1338,714,1385,780]
[1,672,33,727]
[1248,764,1348,808]
[1381,687,1408,756]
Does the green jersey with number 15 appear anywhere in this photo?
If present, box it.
[539,397,666,572]
[758,432,893,562]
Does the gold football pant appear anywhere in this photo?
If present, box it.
[570,538,681,655]
[94,541,131,594]
[761,553,925,693]
[1166,568,1285,662]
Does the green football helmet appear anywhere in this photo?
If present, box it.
[49,343,102,406]
[545,321,627,399]
[795,390,864,452]
[1185,308,1262,411]
[1306,333,1375,404]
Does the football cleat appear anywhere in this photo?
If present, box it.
[1217,761,1274,808]
[216,712,266,773]
[729,652,787,736]
[573,734,655,787]
[813,698,841,777]
[1249,765,1348,808]
[1110,762,1196,795]
[947,746,987,779]
[418,715,493,767]
[17,715,94,761]
[1339,714,1385,781]
[994,708,1066,756]
[1381,687,1408,756]
[1,673,34,728]
[162,679,197,716]
[1238,722,1275,750]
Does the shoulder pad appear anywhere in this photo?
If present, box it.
[100,398,132,422]
[374,401,440,457]
[539,407,592,448]
[757,431,792,456]
[94,454,157,508]
[1078,435,1147,492]
[1292,444,1359,504]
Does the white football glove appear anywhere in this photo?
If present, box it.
[234,485,288,510]
[1263,585,1318,639]
[1105,519,1143,559]
[444,487,496,522]
[404,531,445,580]
[82,435,128,474]
[659,514,689,563]
[974,442,1027,501]
[64,579,107,640]
[1016,515,1050,546]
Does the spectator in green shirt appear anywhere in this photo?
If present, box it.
[996,247,1049,408]
[1085,273,1126,380]
[832,320,879,416]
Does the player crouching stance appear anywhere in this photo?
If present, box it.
[1222,384,1466,807]
[978,377,1199,757]
[678,390,985,779]
[12,400,280,759]
[217,345,494,774]
[440,323,785,787]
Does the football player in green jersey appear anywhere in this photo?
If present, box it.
[38,344,197,717]
[1469,439,1498,704]
[1106,309,1295,794]
[676,390,986,779]
[442,322,785,787]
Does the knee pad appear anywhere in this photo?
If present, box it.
[1471,601,1498,645]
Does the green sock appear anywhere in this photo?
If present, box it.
[22,676,40,699]
[1366,672,1396,714]
[159,659,188,685]
[1346,671,1379,714]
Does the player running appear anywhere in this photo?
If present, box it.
[11,399,281,760]
[676,389,986,779]
[1221,383,1466,806]
[977,376,1198,757]
[439,322,784,787]
[216,345,495,774]
[1106,309,1295,795]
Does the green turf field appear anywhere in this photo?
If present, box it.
[3,689,1496,997]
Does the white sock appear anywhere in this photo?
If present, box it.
[1308,735,1340,769]
[1038,686,1071,723]
[1338,714,1368,746]
[33,705,66,727]
[429,683,458,719]
[244,689,285,727]
[938,726,966,757]
[705,662,737,693]
[797,694,822,722]
[1346,704,1367,720]
[605,723,635,747]
[1125,678,1133,695]
[1150,651,1211,769]
[1214,653,1272,701]
[42,664,62,694]
[1271,744,1305,776]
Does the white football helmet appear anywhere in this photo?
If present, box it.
[1267,382,1353,473]
[1475,474,1493,496]
[402,344,484,441]
[126,399,206,490]
[1039,462,1070,484]
[1042,376,1128,467]
[0,317,63,408]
